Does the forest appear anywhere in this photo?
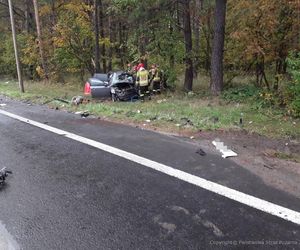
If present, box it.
[0,0,300,117]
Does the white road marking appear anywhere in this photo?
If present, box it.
[1,109,300,226]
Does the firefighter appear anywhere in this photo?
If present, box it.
[136,67,150,100]
[126,63,133,74]
[150,64,162,94]
[149,64,156,91]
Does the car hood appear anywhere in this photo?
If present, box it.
[111,81,133,88]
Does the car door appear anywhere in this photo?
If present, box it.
[89,78,111,98]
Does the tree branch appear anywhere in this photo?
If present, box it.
[0,0,25,18]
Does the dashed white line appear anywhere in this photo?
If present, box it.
[0,109,300,226]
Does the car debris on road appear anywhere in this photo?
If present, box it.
[75,110,90,118]
[0,167,12,185]
[196,148,206,156]
[212,139,238,158]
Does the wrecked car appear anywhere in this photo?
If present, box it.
[110,72,138,102]
[84,73,110,98]
[84,71,138,101]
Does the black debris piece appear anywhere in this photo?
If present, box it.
[81,111,90,118]
[196,148,206,156]
[0,167,12,185]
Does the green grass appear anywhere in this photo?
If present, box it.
[0,78,299,139]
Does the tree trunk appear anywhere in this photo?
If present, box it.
[169,20,175,69]
[24,0,33,33]
[33,0,49,80]
[183,0,193,92]
[210,0,227,95]
[99,0,106,72]
[108,16,113,72]
[94,0,101,73]
[194,0,203,77]
[118,22,125,67]
[50,0,56,37]
[204,7,212,73]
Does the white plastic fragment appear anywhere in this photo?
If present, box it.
[0,104,7,107]
[212,139,237,158]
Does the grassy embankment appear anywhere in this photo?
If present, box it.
[0,77,299,139]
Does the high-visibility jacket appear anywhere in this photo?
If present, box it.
[153,70,161,82]
[137,69,149,86]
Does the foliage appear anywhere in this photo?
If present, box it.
[0,34,16,76]
[226,0,300,89]
[284,52,300,117]
[222,85,260,102]
[0,0,299,118]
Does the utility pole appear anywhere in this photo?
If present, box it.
[8,0,24,93]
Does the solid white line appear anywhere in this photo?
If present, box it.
[1,109,300,226]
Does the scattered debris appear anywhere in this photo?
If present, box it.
[145,119,151,123]
[81,111,89,118]
[196,148,206,156]
[54,98,70,104]
[187,91,195,97]
[239,113,244,126]
[157,99,167,104]
[180,117,194,127]
[71,96,84,106]
[212,139,237,158]
[190,136,195,139]
[0,167,12,185]
[263,164,275,170]
[0,104,7,107]
[149,116,157,121]
[137,110,142,114]
[75,110,90,118]
[249,121,253,124]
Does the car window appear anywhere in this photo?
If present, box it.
[93,73,108,82]
[89,78,106,86]
[112,73,134,85]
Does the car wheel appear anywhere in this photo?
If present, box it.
[112,94,118,102]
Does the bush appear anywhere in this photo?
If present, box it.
[222,85,260,102]
[284,52,300,118]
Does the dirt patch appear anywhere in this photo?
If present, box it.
[191,130,300,198]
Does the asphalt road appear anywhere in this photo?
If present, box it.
[0,97,299,250]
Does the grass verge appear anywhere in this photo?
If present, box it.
[0,79,299,140]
